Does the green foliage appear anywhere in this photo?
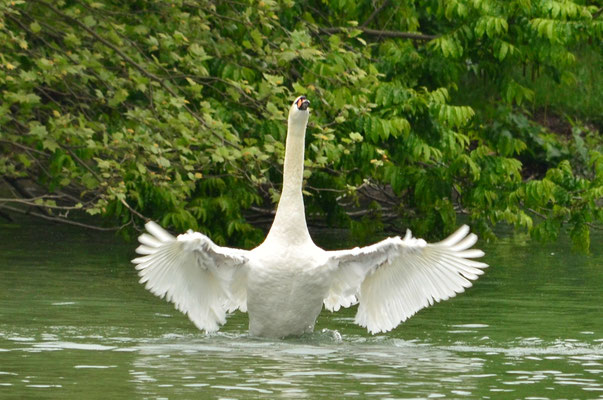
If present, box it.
[0,0,601,250]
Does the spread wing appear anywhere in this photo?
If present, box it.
[132,221,249,332]
[324,225,488,334]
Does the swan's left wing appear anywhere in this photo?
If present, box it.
[132,221,249,333]
[324,225,488,334]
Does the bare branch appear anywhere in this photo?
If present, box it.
[120,198,148,221]
[319,27,437,41]
[0,197,82,210]
[360,0,391,28]
[0,139,49,156]
[248,206,276,216]
[1,205,123,231]
[3,177,53,216]
[64,147,102,183]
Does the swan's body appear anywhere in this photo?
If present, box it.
[247,242,329,337]
[133,96,488,338]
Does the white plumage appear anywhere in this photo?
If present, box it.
[132,96,488,337]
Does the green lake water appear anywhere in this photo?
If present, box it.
[1,216,601,399]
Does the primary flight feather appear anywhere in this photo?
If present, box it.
[132,96,488,338]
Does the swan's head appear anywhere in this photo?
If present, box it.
[288,95,310,126]
[293,95,310,111]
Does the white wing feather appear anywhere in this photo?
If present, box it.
[132,221,249,332]
[325,225,488,334]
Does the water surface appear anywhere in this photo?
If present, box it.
[1,217,601,399]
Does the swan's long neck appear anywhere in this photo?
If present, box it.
[265,117,312,245]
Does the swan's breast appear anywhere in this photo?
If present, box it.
[246,243,329,337]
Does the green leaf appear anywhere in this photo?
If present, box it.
[83,15,97,27]
[30,22,41,33]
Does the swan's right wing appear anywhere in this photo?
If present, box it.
[325,225,488,334]
[132,221,249,333]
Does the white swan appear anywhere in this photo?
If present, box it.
[132,96,488,338]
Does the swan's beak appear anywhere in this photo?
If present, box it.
[296,96,310,111]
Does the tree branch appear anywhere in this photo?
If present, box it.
[319,27,437,41]
[63,146,102,183]
[3,177,53,216]
[1,205,123,231]
[120,198,148,221]
[0,197,83,210]
[0,139,49,156]
[360,0,391,28]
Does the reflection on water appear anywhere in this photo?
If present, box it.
[1,217,602,399]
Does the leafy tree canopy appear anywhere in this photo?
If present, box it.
[1,0,601,251]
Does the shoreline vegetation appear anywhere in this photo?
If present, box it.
[0,0,601,251]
